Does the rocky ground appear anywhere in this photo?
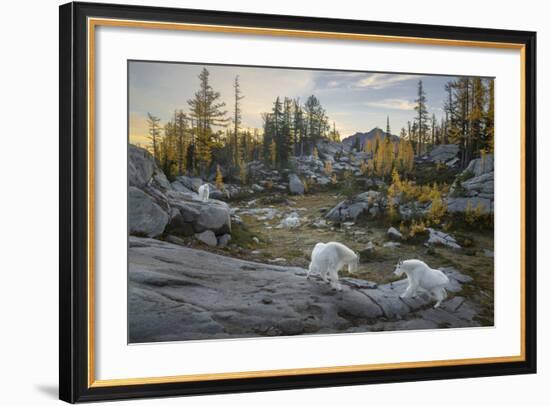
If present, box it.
[129,237,481,343]
[127,140,494,343]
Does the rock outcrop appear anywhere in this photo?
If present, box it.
[426,228,461,249]
[129,237,481,343]
[325,190,383,222]
[128,145,231,240]
[128,187,169,237]
[448,154,494,214]
[129,144,171,190]
[427,144,460,166]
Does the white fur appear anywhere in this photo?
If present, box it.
[307,242,359,291]
[394,259,450,308]
[197,184,209,202]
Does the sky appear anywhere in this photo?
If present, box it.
[129,61,472,145]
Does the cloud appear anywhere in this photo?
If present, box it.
[365,98,416,111]
[357,74,420,90]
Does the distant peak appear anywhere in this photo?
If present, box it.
[341,127,399,146]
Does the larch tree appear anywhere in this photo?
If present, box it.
[215,164,224,190]
[383,135,394,177]
[364,139,374,158]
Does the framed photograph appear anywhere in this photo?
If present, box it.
[59,1,536,403]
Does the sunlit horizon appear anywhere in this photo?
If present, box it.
[129,61,475,147]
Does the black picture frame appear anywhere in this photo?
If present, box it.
[59,1,537,403]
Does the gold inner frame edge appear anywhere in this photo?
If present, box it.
[86,17,527,388]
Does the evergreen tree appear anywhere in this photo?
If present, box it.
[269,138,277,165]
[293,99,304,156]
[485,79,495,153]
[431,113,437,146]
[414,80,430,155]
[187,68,228,175]
[303,95,326,154]
[232,75,244,166]
[262,112,273,164]
[279,97,293,164]
[328,121,340,142]
[175,110,188,176]
[470,77,486,155]
[272,97,283,164]
[146,112,162,162]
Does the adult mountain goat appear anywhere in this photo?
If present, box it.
[393,259,450,308]
[197,184,210,202]
[306,242,359,291]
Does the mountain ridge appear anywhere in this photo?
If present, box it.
[341,127,400,149]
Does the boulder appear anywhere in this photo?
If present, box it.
[356,190,380,203]
[387,227,403,240]
[251,184,264,192]
[128,186,169,237]
[278,213,301,229]
[449,154,494,214]
[165,210,194,237]
[171,181,194,193]
[194,202,232,235]
[325,198,370,222]
[426,228,461,249]
[347,202,368,219]
[368,206,380,217]
[175,176,203,192]
[465,154,494,177]
[446,197,492,214]
[316,139,344,157]
[166,191,232,235]
[217,234,232,248]
[288,173,305,195]
[195,230,218,247]
[461,172,494,198]
[428,144,459,163]
[128,145,155,188]
[128,144,171,191]
[315,176,331,186]
[364,241,375,253]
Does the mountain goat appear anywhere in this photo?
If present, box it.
[393,259,450,308]
[307,242,359,291]
[197,183,210,202]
